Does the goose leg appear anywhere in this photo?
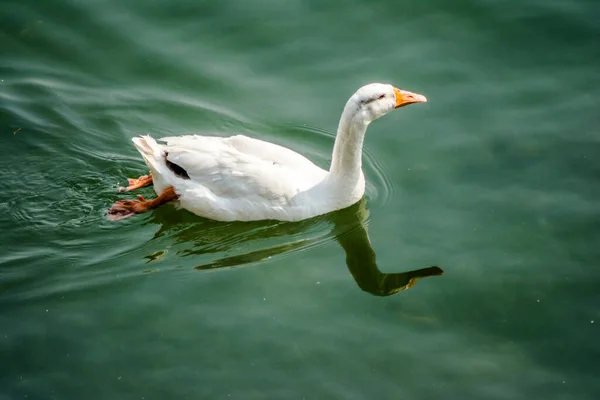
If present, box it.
[107,186,178,221]
[118,173,153,192]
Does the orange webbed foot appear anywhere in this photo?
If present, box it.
[106,195,150,221]
[107,187,178,221]
[118,174,153,192]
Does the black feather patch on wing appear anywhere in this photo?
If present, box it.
[164,152,190,180]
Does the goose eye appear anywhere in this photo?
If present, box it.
[377,94,385,100]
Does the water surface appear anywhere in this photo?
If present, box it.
[1,0,599,399]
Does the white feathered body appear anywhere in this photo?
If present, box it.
[132,135,365,221]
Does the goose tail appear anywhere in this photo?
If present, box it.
[132,135,164,175]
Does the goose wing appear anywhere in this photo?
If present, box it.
[159,135,326,203]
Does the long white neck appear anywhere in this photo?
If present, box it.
[328,102,369,182]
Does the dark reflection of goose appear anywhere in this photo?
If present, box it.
[147,198,443,296]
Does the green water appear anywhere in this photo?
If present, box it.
[2,0,600,398]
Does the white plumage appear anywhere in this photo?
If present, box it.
[112,83,427,221]
[133,134,330,221]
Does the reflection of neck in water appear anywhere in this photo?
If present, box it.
[328,198,443,296]
[150,198,443,296]
[333,217,443,296]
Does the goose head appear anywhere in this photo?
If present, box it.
[348,83,427,123]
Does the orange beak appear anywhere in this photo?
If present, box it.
[394,87,427,108]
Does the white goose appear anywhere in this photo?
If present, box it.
[107,83,427,222]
